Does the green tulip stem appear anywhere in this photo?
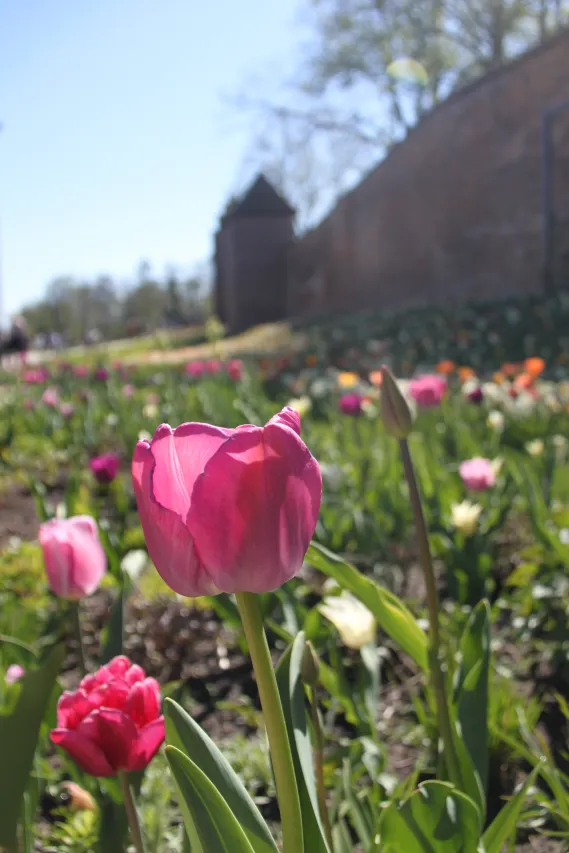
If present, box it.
[72,601,87,676]
[399,438,461,788]
[235,592,304,853]
[119,771,146,853]
[310,687,334,852]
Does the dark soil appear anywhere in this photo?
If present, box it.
[0,484,43,548]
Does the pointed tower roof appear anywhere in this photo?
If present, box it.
[222,174,295,222]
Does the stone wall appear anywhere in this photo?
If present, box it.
[286,29,569,320]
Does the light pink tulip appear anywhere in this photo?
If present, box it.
[408,374,447,408]
[42,387,59,408]
[60,402,75,418]
[459,457,496,492]
[39,516,107,599]
[132,407,322,596]
[5,664,24,684]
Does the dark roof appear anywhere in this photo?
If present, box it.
[222,174,295,222]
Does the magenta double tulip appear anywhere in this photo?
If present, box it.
[39,516,107,599]
[132,407,322,596]
[51,656,164,777]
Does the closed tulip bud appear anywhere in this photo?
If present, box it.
[380,366,413,439]
[301,641,320,687]
[132,407,322,596]
[39,516,107,599]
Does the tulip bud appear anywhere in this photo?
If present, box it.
[380,366,413,439]
[301,641,320,687]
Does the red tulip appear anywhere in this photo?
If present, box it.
[226,359,243,381]
[39,516,107,599]
[51,656,164,777]
[408,374,447,407]
[132,407,322,596]
[89,452,120,484]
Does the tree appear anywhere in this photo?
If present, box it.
[235,0,568,223]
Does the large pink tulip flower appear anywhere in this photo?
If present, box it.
[132,407,322,596]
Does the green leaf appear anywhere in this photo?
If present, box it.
[0,644,64,852]
[455,601,491,802]
[275,632,331,853]
[164,699,277,853]
[482,766,538,853]
[165,746,256,853]
[380,781,483,853]
[306,543,428,672]
[100,583,127,664]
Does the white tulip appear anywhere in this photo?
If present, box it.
[451,501,482,537]
[319,593,376,649]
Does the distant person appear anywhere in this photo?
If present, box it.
[1,316,29,369]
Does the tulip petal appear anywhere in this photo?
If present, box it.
[132,441,216,596]
[149,423,232,517]
[125,678,161,728]
[67,526,108,597]
[93,708,137,771]
[128,717,165,772]
[188,416,322,593]
[66,516,99,538]
[51,728,115,777]
[267,406,301,435]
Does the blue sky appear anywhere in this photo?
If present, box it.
[0,0,301,321]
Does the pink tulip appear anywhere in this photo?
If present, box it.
[339,393,362,416]
[132,406,322,596]
[408,374,447,408]
[42,387,59,408]
[122,384,136,399]
[39,516,107,599]
[89,452,120,484]
[184,361,205,378]
[94,367,109,381]
[23,368,48,384]
[459,457,496,492]
[204,359,223,374]
[60,402,75,418]
[5,664,24,684]
[51,656,164,777]
[226,359,243,381]
[73,365,89,378]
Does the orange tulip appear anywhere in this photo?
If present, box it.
[458,367,476,382]
[501,363,520,378]
[436,360,455,375]
[493,371,506,385]
[369,370,383,387]
[305,354,318,367]
[524,357,545,377]
[514,372,535,390]
[338,371,359,389]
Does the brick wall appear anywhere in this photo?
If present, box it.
[286,29,569,320]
